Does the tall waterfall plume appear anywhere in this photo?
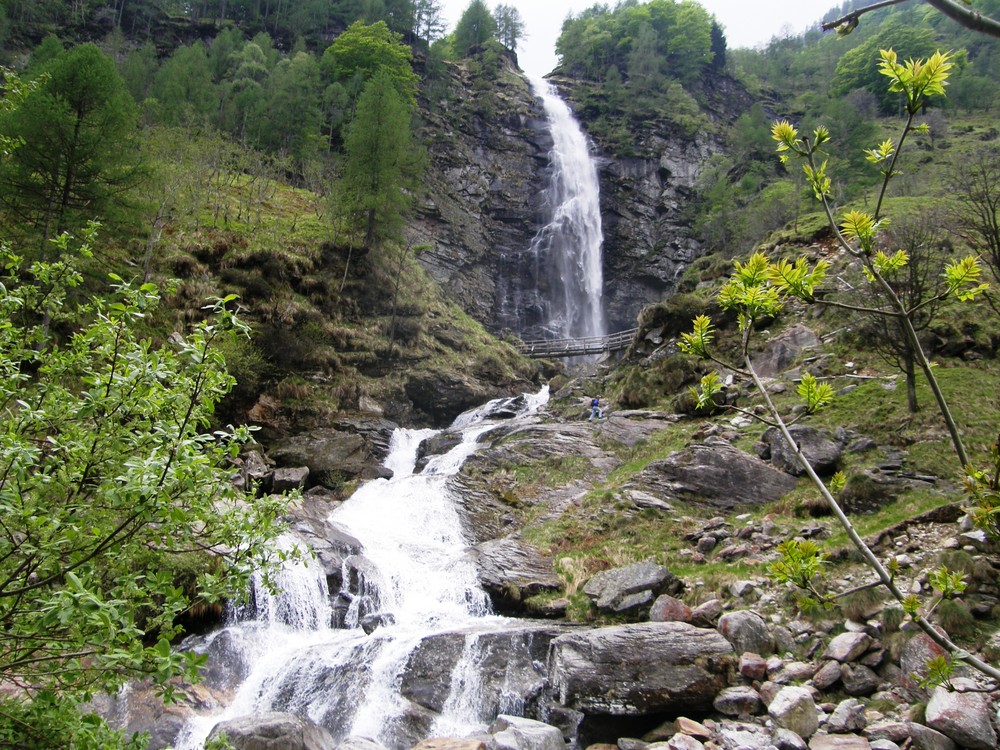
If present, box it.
[506,78,606,341]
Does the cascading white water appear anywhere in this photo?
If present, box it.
[515,77,606,341]
[171,388,549,750]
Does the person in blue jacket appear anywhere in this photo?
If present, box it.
[588,396,603,421]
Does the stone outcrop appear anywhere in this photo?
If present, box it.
[582,561,681,615]
[761,425,842,477]
[469,537,562,613]
[206,712,336,750]
[409,63,550,330]
[411,60,752,337]
[268,418,397,490]
[563,74,754,331]
[547,622,735,715]
[628,439,798,508]
[405,371,506,427]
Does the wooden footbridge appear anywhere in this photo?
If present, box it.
[515,327,639,359]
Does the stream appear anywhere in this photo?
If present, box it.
[172,389,551,749]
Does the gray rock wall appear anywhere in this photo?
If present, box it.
[411,60,752,337]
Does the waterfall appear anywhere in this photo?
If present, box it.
[170,389,549,750]
[507,78,605,341]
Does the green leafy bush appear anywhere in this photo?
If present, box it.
[0,232,287,740]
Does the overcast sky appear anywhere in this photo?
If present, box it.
[437,0,843,77]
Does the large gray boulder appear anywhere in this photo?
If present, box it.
[548,622,734,715]
[753,324,820,377]
[628,440,798,509]
[401,625,568,716]
[767,686,818,739]
[906,722,957,750]
[469,538,562,613]
[925,678,998,750]
[762,426,841,477]
[269,420,396,489]
[405,372,502,427]
[489,715,565,750]
[582,560,681,614]
[207,712,336,750]
[718,610,776,656]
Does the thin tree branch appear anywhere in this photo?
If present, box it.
[823,0,1000,38]
[925,0,1000,37]
[823,0,912,34]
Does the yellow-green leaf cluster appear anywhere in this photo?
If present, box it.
[768,257,829,302]
[796,372,834,414]
[770,539,827,589]
[678,314,714,357]
[944,256,989,302]
[878,48,953,114]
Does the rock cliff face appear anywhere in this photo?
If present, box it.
[580,76,755,331]
[411,58,753,336]
[408,59,552,329]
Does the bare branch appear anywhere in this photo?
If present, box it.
[824,0,1000,38]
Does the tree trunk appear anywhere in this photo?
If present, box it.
[904,351,918,414]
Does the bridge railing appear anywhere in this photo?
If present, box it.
[515,327,639,358]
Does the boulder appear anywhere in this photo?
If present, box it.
[414,432,463,472]
[489,715,564,750]
[206,712,336,750]
[713,685,762,717]
[548,622,734,715]
[762,426,842,477]
[827,699,867,734]
[665,734,705,750]
[811,660,841,691]
[899,632,949,688]
[768,686,819,739]
[649,594,693,623]
[269,423,395,490]
[924,678,997,750]
[718,610,775,656]
[904,722,956,750]
[823,632,872,663]
[717,727,777,749]
[273,466,310,492]
[629,440,798,509]
[675,717,713,740]
[582,561,681,615]
[773,662,817,684]
[773,728,809,750]
[840,663,879,696]
[740,652,768,681]
[469,538,562,613]
[754,324,820,378]
[691,599,724,626]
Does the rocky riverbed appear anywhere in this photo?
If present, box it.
[100,381,1000,750]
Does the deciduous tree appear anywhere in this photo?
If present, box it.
[0,233,288,746]
[948,145,1000,285]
